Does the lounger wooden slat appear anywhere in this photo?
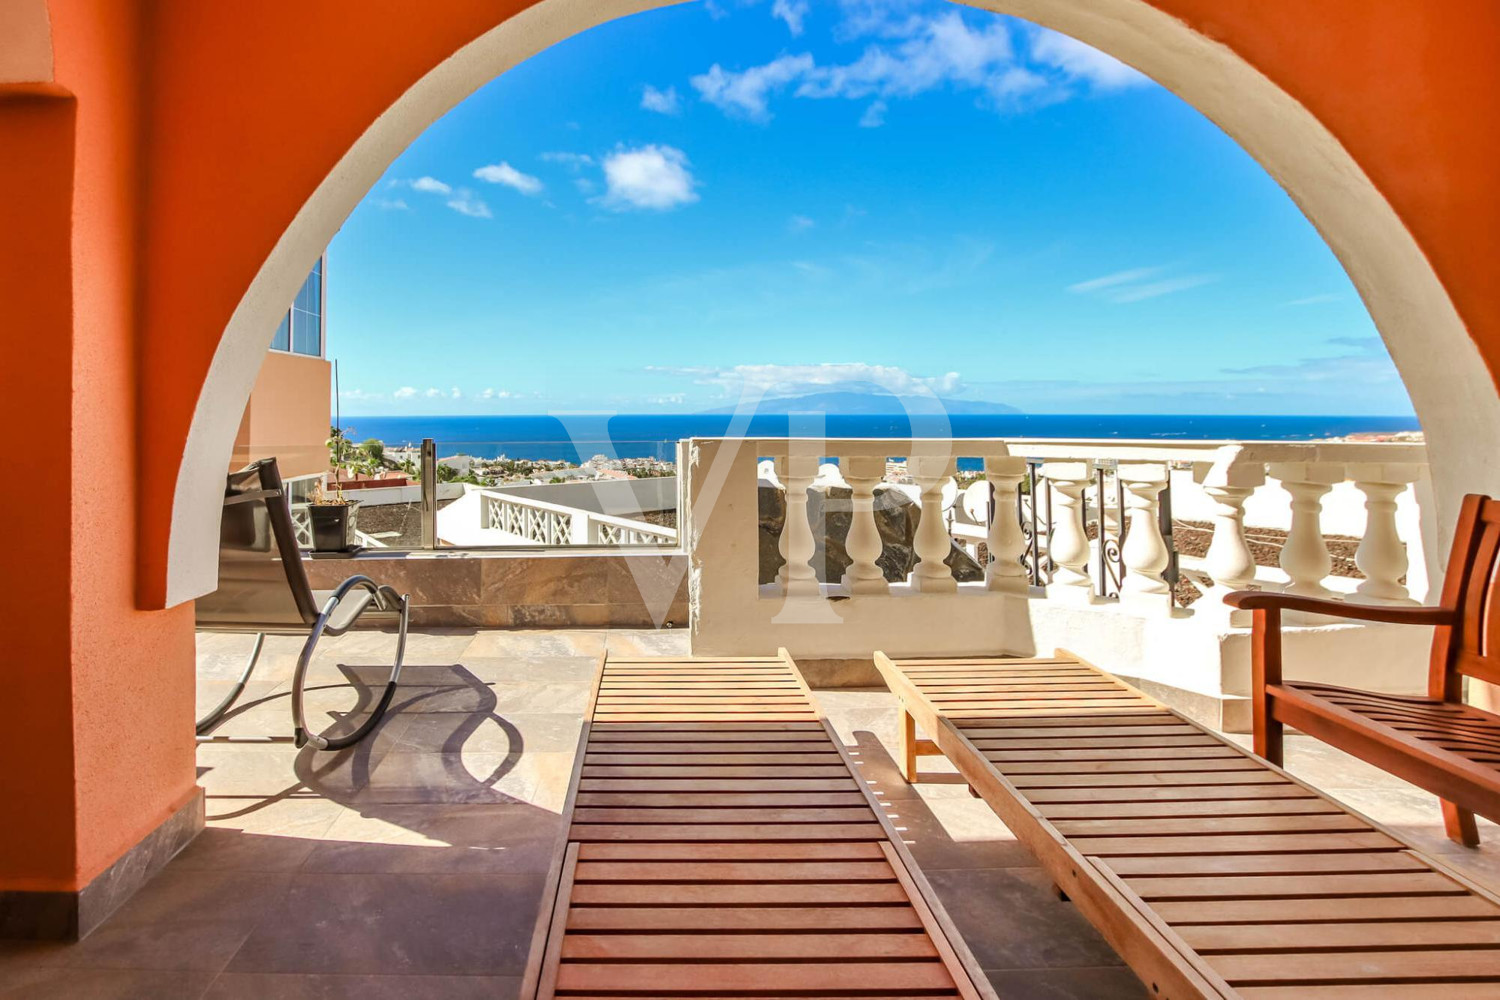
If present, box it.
[520,650,994,1000]
[875,650,1500,998]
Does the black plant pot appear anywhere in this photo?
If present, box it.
[308,503,359,552]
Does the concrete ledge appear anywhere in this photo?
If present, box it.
[0,789,204,941]
[302,550,689,629]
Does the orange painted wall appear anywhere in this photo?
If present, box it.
[233,352,333,481]
[1154,0,1500,406]
[6,0,1500,892]
[0,0,197,893]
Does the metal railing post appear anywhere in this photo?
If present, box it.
[421,438,437,548]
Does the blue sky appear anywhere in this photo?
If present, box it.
[327,0,1413,418]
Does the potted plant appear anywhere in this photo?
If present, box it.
[308,481,360,552]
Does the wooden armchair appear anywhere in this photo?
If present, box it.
[1226,493,1500,846]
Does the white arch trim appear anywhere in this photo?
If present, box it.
[166,0,1500,605]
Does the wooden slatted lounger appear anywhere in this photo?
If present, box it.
[874,651,1500,999]
[521,650,995,1000]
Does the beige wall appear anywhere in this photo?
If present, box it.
[231,350,330,480]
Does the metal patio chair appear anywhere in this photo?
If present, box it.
[194,457,410,750]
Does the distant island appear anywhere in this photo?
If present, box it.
[701,389,1021,416]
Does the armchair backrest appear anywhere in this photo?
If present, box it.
[195,458,321,630]
[1430,493,1500,698]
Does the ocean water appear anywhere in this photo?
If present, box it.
[336,413,1421,465]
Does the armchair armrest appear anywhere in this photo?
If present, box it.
[1225,590,1456,627]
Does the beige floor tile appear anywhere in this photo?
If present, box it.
[0,967,215,999]
[303,804,562,875]
[223,873,545,976]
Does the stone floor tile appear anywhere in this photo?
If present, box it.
[982,966,1149,999]
[303,804,562,875]
[223,873,545,976]
[392,711,582,755]
[0,967,215,999]
[925,867,1126,971]
[346,750,537,807]
[201,973,521,1000]
[601,629,690,656]
[889,795,1036,871]
[462,629,604,658]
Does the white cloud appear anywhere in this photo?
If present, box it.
[393,386,418,399]
[473,161,543,195]
[772,0,809,35]
[641,84,681,114]
[1029,28,1148,91]
[540,151,594,171]
[1067,267,1164,293]
[480,387,515,400]
[1111,275,1218,302]
[1068,266,1217,303]
[574,177,597,195]
[797,12,1015,100]
[788,214,815,232]
[424,388,444,399]
[692,54,815,122]
[410,176,452,195]
[651,362,963,398]
[450,386,463,399]
[375,198,409,211]
[598,145,699,211]
[1284,293,1342,307]
[693,10,1155,123]
[446,189,492,218]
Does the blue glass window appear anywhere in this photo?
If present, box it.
[274,257,324,357]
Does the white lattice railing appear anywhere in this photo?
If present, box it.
[289,504,313,548]
[478,490,676,547]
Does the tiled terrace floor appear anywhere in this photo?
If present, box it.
[4,626,1500,999]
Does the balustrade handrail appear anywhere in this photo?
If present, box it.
[693,435,1427,466]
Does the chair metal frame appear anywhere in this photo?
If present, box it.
[194,458,410,751]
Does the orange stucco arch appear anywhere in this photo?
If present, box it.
[5,0,1500,904]
[146,0,1500,609]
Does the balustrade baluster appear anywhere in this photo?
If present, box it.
[1040,462,1096,603]
[1348,462,1422,605]
[842,456,889,596]
[775,455,821,598]
[1118,463,1173,613]
[910,456,958,593]
[1193,461,1264,621]
[985,456,1029,594]
[1269,462,1343,600]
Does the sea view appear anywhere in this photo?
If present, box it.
[336,412,1423,465]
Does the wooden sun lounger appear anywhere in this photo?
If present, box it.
[874,651,1500,999]
[521,650,993,1000]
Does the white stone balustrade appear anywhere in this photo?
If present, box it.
[686,436,1430,659]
